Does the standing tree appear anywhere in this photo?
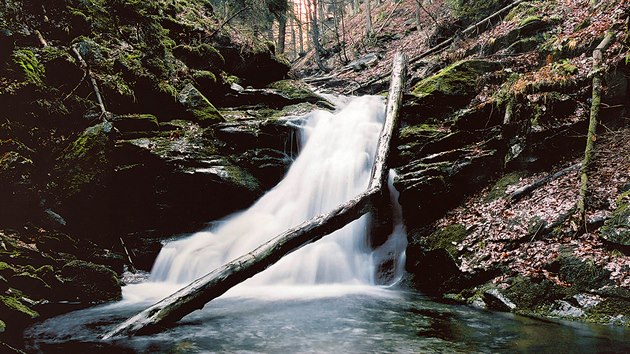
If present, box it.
[366,0,373,36]
[308,0,328,71]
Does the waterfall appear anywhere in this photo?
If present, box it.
[130,96,406,299]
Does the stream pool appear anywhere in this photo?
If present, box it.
[25,286,630,353]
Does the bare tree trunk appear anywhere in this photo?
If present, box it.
[578,32,614,220]
[309,0,328,71]
[101,52,408,340]
[366,0,373,36]
[290,13,297,60]
[277,12,287,54]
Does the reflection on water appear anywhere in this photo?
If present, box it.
[25,288,630,353]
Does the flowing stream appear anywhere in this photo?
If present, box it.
[25,96,630,353]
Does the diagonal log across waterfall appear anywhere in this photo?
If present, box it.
[102,52,407,339]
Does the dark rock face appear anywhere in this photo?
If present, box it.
[59,260,121,303]
[600,191,630,248]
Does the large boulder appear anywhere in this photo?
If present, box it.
[52,122,114,241]
[600,191,630,249]
[405,59,501,121]
[177,83,225,125]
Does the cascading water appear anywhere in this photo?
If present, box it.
[25,96,630,353]
[129,95,406,299]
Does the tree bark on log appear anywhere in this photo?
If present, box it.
[509,163,581,203]
[102,52,408,340]
[578,32,614,220]
[71,44,107,117]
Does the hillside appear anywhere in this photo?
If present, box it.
[1,0,630,351]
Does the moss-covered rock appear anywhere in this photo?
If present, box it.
[52,122,114,241]
[412,60,500,100]
[447,0,509,25]
[409,60,501,117]
[59,260,121,303]
[427,223,468,256]
[177,83,225,125]
[266,80,334,109]
[112,113,159,133]
[11,49,45,85]
[485,172,525,202]
[600,191,630,247]
[0,294,38,319]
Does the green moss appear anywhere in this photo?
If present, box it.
[0,262,16,274]
[192,70,217,83]
[552,60,578,75]
[177,83,224,124]
[485,172,525,202]
[157,81,178,101]
[600,191,630,246]
[59,122,112,197]
[225,165,261,192]
[173,43,225,68]
[428,224,468,256]
[0,319,5,332]
[0,295,38,319]
[447,0,508,24]
[505,2,538,22]
[221,72,241,85]
[519,16,542,28]
[586,298,630,326]
[399,124,443,141]
[412,60,499,100]
[12,49,45,85]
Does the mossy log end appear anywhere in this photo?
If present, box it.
[101,52,408,339]
[578,32,614,220]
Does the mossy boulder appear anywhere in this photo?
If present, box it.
[412,60,500,101]
[11,49,45,86]
[177,83,225,125]
[600,191,630,247]
[266,80,334,109]
[59,260,121,303]
[447,0,509,25]
[427,223,468,256]
[485,172,525,202]
[0,294,38,321]
[53,122,114,241]
[111,113,159,133]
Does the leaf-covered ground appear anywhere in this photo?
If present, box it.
[441,128,630,289]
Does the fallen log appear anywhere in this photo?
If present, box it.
[102,52,408,339]
[509,163,581,203]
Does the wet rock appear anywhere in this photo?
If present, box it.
[483,289,517,312]
[52,122,114,242]
[59,260,121,304]
[111,114,159,133]
[219,80,332,110]
[551,300,585,318]
[406,248,461,295]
